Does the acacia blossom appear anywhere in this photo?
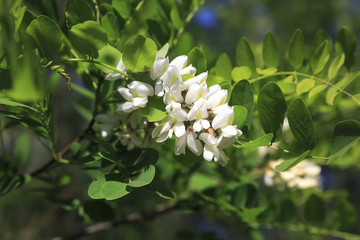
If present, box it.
[104,53,243,166]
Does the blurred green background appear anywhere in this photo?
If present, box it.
[1,0,360,239]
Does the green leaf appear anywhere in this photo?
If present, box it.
[13,132,31,168]
[258,82,287,142]
[325,73,358,105]
[187,47,207,73]
[296,78,316,95]
[287,29,304,70]
[304,194,326,225]
[263,32,279,68]
[328,54,345,80]
[333,199,357,231]
[235,134,273,148]
[335,27,357,69]
[112,0,131,19]
[157,43,169,58]
[215,53,232,82]
[328,120,360,164]
[308,84,327,99]
[236,37,255,72]
[233,105,248,129]
[0,98,38,112]
[26,15,63,57]
[256,67,277,75]
[189,173,218,192]
[128,165,155,187]
[147,184,174,199]
[101,12,119,42]
[140,96,167,122]
[170,5,184,29]
[65,0,95,28]
[231,66,252,82]
[88,175,106,199]
[95,44,122,73]
[69,21,108,58]
[122,35,157,72]
[101,181,130,200]
[229,80,254,128]
[274,150,310,171]
[0,174,31,197]
[287,98,316,150]
[311,40,331,74]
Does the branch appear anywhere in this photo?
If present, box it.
[30,111,97,177]
[54,201,193,240]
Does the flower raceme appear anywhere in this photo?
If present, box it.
[101,53,243,166]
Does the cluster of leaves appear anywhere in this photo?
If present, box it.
[0,0,360,239]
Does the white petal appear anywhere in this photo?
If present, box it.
[128,81,154,97]
[150,57,169,80]
[117,102,134,113]
[183,72,208,89]
[169,55,188,70]
[199,133,217,145]
[156,132,170,143]
[175,134,186,155]
[174,122,186,137]
[132,97,148,108]
[155,81,165,97]
[161,66,181,89]
[171,108,188,122]
[193,120,202,132]
[185,83,204,105]
[187,131,203,156]
[180,64,196,75]
[217,136,237,148]
[201,119,210,130]
[215,149,229,166]
[221,125,239,138]
[212,109,233,130]
[203,144,214,161]
[118,87,134,100]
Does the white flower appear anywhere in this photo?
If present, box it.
[182,72,208,90]
[185,83,207,105]
[152,107,187,143]
[206,84,228,109]
[211,104,241,138]
[163,82,184,104]
[105,57,127,80]
[175,130,203,156]
[187,98,210,132]
[169,55,188,70]
[199,132,229,166]
[117,81,154,113]
[180,64,196,75]
[264,159,322,189]
[150,56,169,80]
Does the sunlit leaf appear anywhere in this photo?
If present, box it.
[188,47,207,73]
[69,21,107,58]
[235,134,273,148]
[88,175,106,199]
[26,15,63,57]
[101,181,130,200]
[95,44,121,73]
[296,78,315,95]
[328,54,345,80]
[128,165,155,187]
[232,66,252,82]
[123,35,157,72]
[112,0,131,19]
[233,105,248,129]
[308,84,327,99]
[275,150,310,171]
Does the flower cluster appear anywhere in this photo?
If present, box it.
[100,54,242,166]
[264,159,322,189]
